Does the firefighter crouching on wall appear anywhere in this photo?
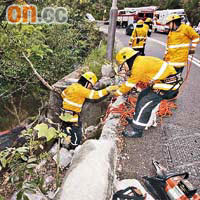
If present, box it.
[144,18,153,37]
[129,20,147,56]
[61,72,118,149]
[114,47,183,138]
[164,14,200,74]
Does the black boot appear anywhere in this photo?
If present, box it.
[122,124,143,138]
[126,117,133,124]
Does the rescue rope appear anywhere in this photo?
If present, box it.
[158,100,177,117]
[103,96,136,126]
[136,81,149,90]
[103,93,177,127]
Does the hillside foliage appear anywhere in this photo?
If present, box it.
[0,1,102,130]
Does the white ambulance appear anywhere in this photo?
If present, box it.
[153,9,189,33]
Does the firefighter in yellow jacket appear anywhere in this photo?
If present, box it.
[164,14,200,74]
[144,18,153,37]
[129,20,147,56]
[114,47,183,138]
[61,72,118,148]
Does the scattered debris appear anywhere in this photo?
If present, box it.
[53,148,72,169]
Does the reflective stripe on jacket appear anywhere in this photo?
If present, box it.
[61,83,108,120]
[115,56,178,96]
[129,26,147,48]
[164,24,200,67]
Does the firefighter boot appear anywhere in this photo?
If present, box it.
[122,124,143,138]
[126,117,133,124]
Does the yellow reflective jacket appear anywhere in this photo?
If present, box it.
[129,26,147,48]
[61,83,108,122]
[164,24,200,67]
[115,56,179,96]
[143,24,149,33]
[144,23,152,37]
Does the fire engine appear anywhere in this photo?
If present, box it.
[153,9,189,33]
[117,6,157,28]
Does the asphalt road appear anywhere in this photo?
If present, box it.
[100,25,200,194]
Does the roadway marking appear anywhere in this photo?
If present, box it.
[149,37,200,68]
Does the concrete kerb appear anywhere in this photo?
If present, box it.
[58,139,116,200]
[101,96,126,140]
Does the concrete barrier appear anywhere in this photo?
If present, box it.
[58,139,116,200]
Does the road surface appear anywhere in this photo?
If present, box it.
[100,24,200,193]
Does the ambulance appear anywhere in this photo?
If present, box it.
[153,9,189,33]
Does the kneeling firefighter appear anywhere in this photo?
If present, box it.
[114,47,183,138]
[61,72,118,149]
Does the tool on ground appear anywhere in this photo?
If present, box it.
[143,160,200,200]
[112,186,146,200]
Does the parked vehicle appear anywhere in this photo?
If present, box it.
[117,9,135,28]
[153,9,189,33]
[118,6,156,28]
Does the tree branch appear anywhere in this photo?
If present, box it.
[22,52,61,95]
[0,0,15,23]
[4,96,21,124]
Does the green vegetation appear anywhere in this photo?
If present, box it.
[0,121,68,199]
[84,42,108,79]
[0,2,102,130]
[184,0,200,26]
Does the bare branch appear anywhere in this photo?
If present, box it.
[0,74,34,99]
[22,52,61,95]
[4,96,21,124]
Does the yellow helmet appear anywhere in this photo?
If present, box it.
[145,18,152,23]
[116,47,138,65]
[166,14,181,24]
[82,72,97,86]
[137,20,144,25]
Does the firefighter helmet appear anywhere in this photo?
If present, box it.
[166,14,181,24]
[137,20,144,25]
[116,47,138,65]
[82,72,97,86]
[145,18,152,23]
